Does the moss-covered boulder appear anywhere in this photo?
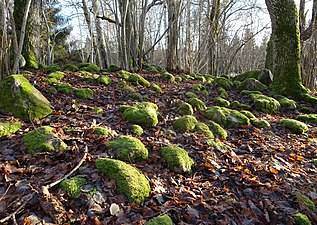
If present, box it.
[249,93,280,114]
[208,121,227,139]
[280,119,308,134]
[275,95,297,109]
[238,78,267,92]
[0,122,22,137]
[215,97,230,107]
[122,85,135,92]
[108,136,148,162]
[145,215,173,225]
[217,87,229,99]
[185,92,198,98]
[118,70,131,79]
[128,73,150,87]
[230,100,251,110]
[56,83,76,94]
[150,83,162,93]
[63,63,78,72]
[161,146,194,174]
[108,64,121,72]
[162,72,175,83]
[187,98,207,111]
[79,63,100,73]
[195,122,214,138]
[215,77,233,90]
[255,119,271,128]
[0,75,53,121]
[293,213,312,225]
[60,177,86,198]
[172,115,198,132]
[131,124,143,136]
[122,102,159,127]
[48,71,65,80]
[93,126,111,137]
[177,102,194,116]
[205,106,250,128]
[98,75,111,85]
[207,140,228,153]
[74,88,94,99]
[240,110,258,123]
[294,192,315,212]
[95,158,150,204]
[146,65,160,74]
[234,69,273,86]
[297,114,317,124]
[22,126,67,153]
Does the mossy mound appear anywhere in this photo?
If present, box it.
[280,119,308,134]
[177,102,194,116]
[79,63,100,73]
[108,136,148,162]
[172,115,198,132]
[80,72,99,82]
[60,177,86,198]
[95,158,150,204]
[193,84,205,91]
[207,140,228,152]
[299,107,312,113]
[249,93,280,114]
[108,64,121,72]
[240,110,258,123]
[22,126,67,153]
[26,50,39,69]
[93,126,111,137]
[205,106,250,128]
[145,214,173,225]
[185,92,198,98]
[122,102,159,127]
[161,146,194,174]
[215,77,233,90]
[118,70,131,79]
[127,73,150,87]
[195,122,214,138]
[231,100,251,110]
[297,114,317,124]
[275,95,297,109]
[146,65,160,74]
[0,122,22,137]
[122,86,135,92]
[208,121,227,139]
[215,97,230,107]
[293,213,312,225]
[162,72,175,83]
[74,88,94,99]
[238,78,268,91]
[56,83,76,94]
[46,64,60,72]
[131,124,144,136]
[48,71,65,80]
[294,192,315,212]
[150,83,162,93]
[255,119,271,128]
[240,90,262,96]
[46,78,60,84]
[187,98,207,111]
[234,69,273,86]
[217,87,229,99]
[0,75,52,121]
[63,63,78,72]
[98,75,111,85]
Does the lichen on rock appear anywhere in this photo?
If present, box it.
[172,115,198,132]
[161,146,194,174]
[122,102,159,127]
[145,214,173,225]
[0,122,22,137]
[95,158,150,204]
[60,177,86,198]
[280,119,308,134]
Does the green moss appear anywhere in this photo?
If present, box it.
[193,84,205,91]
[196,75,206,83]
[161,146,194,174]
[0,122,22,137]
[98,75,111,85]
[46,64,60,71]
[185,92,198,98]
[275,95,297,109]
[207,140,228,153]
[195,122,214,138]
[74,88,94,99]
[299,107,312,113]
[118,80,127,86]
[108,64,121,72]
[217,87,229,99]
[46,78,60,84]
[240,110,258,123]
[118,105,131,113]
[240,90,262,96]
[147,65,159,74]
[60,177,86,198]
[238,78,268,91]
[205,106,250,128]
[131,124,143,136]
[26,50,39,69]
[234,69,273,86]
[175,76,182,82]
[187,98,207,111]
[150,83,162,93]
[249,94,280,114]
[215,97,230,107]
[215,77,233,90]
[56,83,76,94]
[181,74,195,80]
[293,213,312,225]
[312,159,317,165]
[231,100,251,110]
[94,126,110,137]
[255,119,271,128]
[48,87,58,94]
[63,63,78,72]
[122,86,135,92]
[108,136,148,162]
[128,73,150,87]
[118,70,131,79]
[297,114,317,124]
[95,158,150,204]
[145,215,173,225]
[295,192,316,211]
[22,126,67,153]
[172,115,198,132]
[122,102,159,127]
[208,121,227,139]
[162,72,175,83]
[280,119,308,134]
[0,75,53,121]
[79,63,100,73]
[48,71,64,80]
[177,102,194,116]
[92,107,103,114]
[80,73,99,82]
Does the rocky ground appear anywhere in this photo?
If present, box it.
[0,68,316,225]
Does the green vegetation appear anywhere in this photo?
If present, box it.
[208,121,227,139]
[122,102,159,127]
[122,86,136,92]
[230,100,251,110]
[161,146,194,173]
[150,83,162,93]
[145,215,173,225]
[172,115,198,132]
[79,63,100,73]
[297,114,317,124]
[127,73,150,87]
[177,102,194,116]
[186,97,207,111]
[195,122,214,138]
[98,75,111,85]
[131,124,144,136]
[255,119,271,128]
[63,63,78,71]
[295,192,316,211]
[215,97,230,107]
[275,95,297,109]
[0,122,22,137]
[249,93,280,114]
[293,213,312,225]
[48,71,65,80]
[185,92,198,98]
[215,77,233,90]
[217,87,229,99]
[108,64,121,72]
[280,119,308,134]
[93,126,111,137]
[238,78,267,91]
[60,177,86,198]
[162,72,175,83]
[74,88,94,99]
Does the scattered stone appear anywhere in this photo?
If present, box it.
[98,75,111,85]
[249,93,280,114]
[215,97,230,107]
[175,76,182,82]
[161,146,194,174]
[238,78,267,91]
[186,97,207,111]
[0,122,21,137]
[172,115,198,132]
[145,214,173,225]
[74,88,94,99]
[297,114,317,124]
[60,177,86,198]
[280,119,308,134]
[131,124,143,136]
[195,122,214,138]
[177,102,194,116]
[147,65,159,74]
[150,83,162,93]
[95,158,151,204]
[208,120,227,139]
[275,95,297,109]
[127,73,150,87]
[122,102,159,127]
[215,77,233,90]
[299,107,312,113]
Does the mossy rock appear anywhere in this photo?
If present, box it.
[193,84,205,91]
[131,124,143,136]
[74,88,94,99]
[249,94,280,114]
[186,98,207,111]
[275,95,297,109]
[118,80,127,86]
[56,83,76,94]
[297,114,317,124]
[108,136,148,162]
[195,122,214,138]
[196,75,206,83]
[182,74,195,80]
[0,122,22,137]
[147,65,159,74]
[92,107,104,114]
[172,115,198,132]
[293,213,312,225]
[60,177,86,198]
[215,77,233,90]
[162,72,175,83]
[122,102,159,127]
[255,119,271,128]
[122,86,135,92]
[128,73,150,87]
[25,50,39,69]
[207,140,228,153]
[294,192,315,212]
[118,105,131,113]
[238,78,268,91]
[215,97,230,107]
[118,70,131,79]
[145,215,173,225]
[299,107,312,113]
[240,110,258,123]
[46,64,60,72]
[0,75,53,121]
[48,87,58,94]
[177,102,194,116]
[98,75,111,85]
[46,78,60,84]
[80,73,99,82]
[280,119,308,134]
[161,146,194,174]
[205,106,250,128]
[234,69,273,86]
[48,71,65,80]
[208,121,227,139]
[22,126,67,153]
[63,63,78,72]
[79,63,100,73]
[240,90,262,96]
[217,87,229,99]
[150,83,162,93]
[185,92,198,98]
[95,158,150,204]
[231,100,251,110]
[108,64,121,72]
[93,126,111,137]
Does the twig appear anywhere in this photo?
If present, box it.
[0,183,12,202]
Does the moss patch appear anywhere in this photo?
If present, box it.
[63,63,78,72]
[145,215,173,225]
[215,77,233,90]
[280,119,308,134]
[122,86,135,93]
[215,97,230,107]
[177,102,194,116]
[93,126,111,137]
[74,88,94,99]
[162,72,175,83]
[297,114,317,124]
[249,93,280,114]
[0,75,52,121]
[161,146,194,174]
[131,124,143,136]
[195,122,214,138]
[295,192,316,212]
[108,64,121,72]
[231,100,251,110]
[150,83,162,93]
[108,136,148,162]
[98,75,111,85]
[56,83,76,94]
[208,121,227,139]
[186,98,207,111]
[217,87,229,99]
[22,126,67,153]
[185,92,198,98]
[95,158,150,204]
[293,213,312,225]
[60,177,86,198]
[255,119,271,128]
[238,78,267,91]
[48,71,65,80]
[79,63,100,73]
[118,70,131,79]
[0,122,22,137]
[275,95,297,109]
[122,102,159,127]
[128,73,150,87]
[172,115,198,132]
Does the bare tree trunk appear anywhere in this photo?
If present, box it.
[0,0,8,79]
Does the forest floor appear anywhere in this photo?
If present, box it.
[0,69,317,225]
